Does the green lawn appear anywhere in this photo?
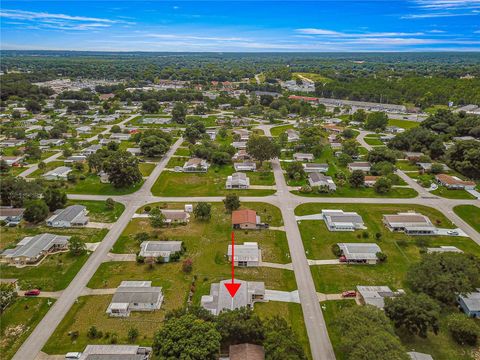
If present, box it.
[1,297,55,360]
[363,137,384,146]
[396,160,419,171]
[67,174,143,195]
[151,165,275,196]
[174,147,191,157]
[387,118,421,129]
[296,203,479,293]
[67,200,125,223]
[270,124,294,137]
[0,252,90,291]
[292,186,417,198]
[138,162,156,177]
[453,205,480,233]
[431,186,476,199]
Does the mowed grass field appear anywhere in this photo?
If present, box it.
[453,205,480,233]
[296,203,480,293]
[43,202,308,355]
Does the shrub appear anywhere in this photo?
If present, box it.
[182,258,193,273]
[447,314,478,346]
[376,252,387,262]
[331,244,342,257]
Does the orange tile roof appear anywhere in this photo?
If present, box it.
[232,209,257,225]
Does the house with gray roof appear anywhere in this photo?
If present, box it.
[81,144,102,156]
[1,233,70,265]
[46,205,89,228]
[458,289,480,318]
[303,163,329,173]
[407,352,434,360]
[78,345,152,360]
[227,242,261,267]
[338,243,382,264]
[139,241,183,263]
[322,210,365,231]
[357,286,405,309]
[226,172,250,189]
[43,166,72,180]
[106,281,163,317]
[293,153,314,162]
[183,158,209,172]
[383,212,437,235]
[201,279,266,315]
[234,162,256,172]
[308,173,336,191]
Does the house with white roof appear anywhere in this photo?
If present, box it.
[106,281,163,317]
[234,162,256,172]
[43,166,72,180]
[183,158,209,172]
[357,285,404,309]
[383,212,437,235]
[293,153,314,162]
[46,205,89,228]
[226,172,250,189]
[286,129,300,142]
[139,241,183,263]
[308,173,336,191]
[303,163,328,173]
[348,162,371,173]
[227,242,261,267]
[458,289,480,318]
[338,243,382,264]
[322,210,365,231]
[77,345,152,360]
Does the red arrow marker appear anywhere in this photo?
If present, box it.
[224,231,241,298]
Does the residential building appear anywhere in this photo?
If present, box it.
[233,129,250,141]
[161,209,190,224]
[110,133,131,141]
[77,345,152,360]
[46,205,89,228]
[232,141,247,150]
[1,233,70,265]
[232,149,251,161]
[106,281,163,317]
[139,241,183,263]
[43,166,72,180]
[293,153,314,162]
[226,172,250,189]
[458,289,480,318]
[348,162,371,173]
[364,176,380,187]
[126,147,142,156]
[357,286,405,309]
[322,124,344,133]
[417,162,449,173]
[435,174,476,190]
[39,139,64,147]
[386,126,405,134]
[407,352,434,360]
[227,242,261,266]
[201,279,266,315]
[0,155,24,166]
[383,212,437,235]
[81,144,102,156]
[404,151,424,161]
[427,246,463,254]
[286,129,300,142]
[0,207,25,225]
[76,126,92,134]
[0,139,26,147]
[234,162,256,172]
[142,117,170,125]
[229,344,265,360]
[303,163,328,173]
[324,117,343,125]
[206,129,217,140]
[338,243,382,264]
[183,158,209,172]
[232,209,267,229]
[322,210,365,231]
[64,155,87,164]
[308,173,336,191]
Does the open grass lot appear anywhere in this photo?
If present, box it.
[292,186,417,198]
[363,136,384,146]
[138,162,156,176]
[0,252,90,291]
[113,203,287,264]
[431,186,476,199]
[270,124,294,137]
[174,147,191,156]
[1,297,55,360]
[151,164,275,196]
[67,200,125,223]
[67,174,144,196]
[387,118,421,129]
[453,205,480,233]
[0,224,108,249]
[396,160,419,171]
[296,203,479,294]
[255,302,312,359]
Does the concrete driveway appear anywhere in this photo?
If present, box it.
[265,289,300,303]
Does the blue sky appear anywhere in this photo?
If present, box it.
[1,1,480,51]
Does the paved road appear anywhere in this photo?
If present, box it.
[18,114,139,178]
[13,137,183,360]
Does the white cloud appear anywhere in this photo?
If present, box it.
[402,12,477,18]
[413,0,480,10]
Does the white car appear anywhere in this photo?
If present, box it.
[447,230,459,236]
[65,353,82,359]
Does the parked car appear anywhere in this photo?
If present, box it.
[342,290,357,298]
[65,352,82,359]
[24,289,41,296]
[339,255,347,263]
[447,230,459,235]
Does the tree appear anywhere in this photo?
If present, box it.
[153,313,221,359]
[337,153,352,167]
[102,151,142,188]
[0,176,42,207]
[0,283,17,312]
[127,327,139,343]
[351,109,367,123]
[367,148,397,164]
[87,326,101,339]
[336,305,408,360]
[364,112,388,131]
[25,99,42,113]
[142,99,160,113]
[105,198,115,211]
[25,144,42,160]
[407,253,480,305]
[374,177,392,194]
[110,125,121,133]
[149,207,165,228]
[135,232,149,243]
[342,139,359,158]
[342,128,356,139]
[446,314,478,346]
[172,102,188,124]
[384,293,440,338]
[24,199,49,223]
[246,136,280,167]
[349,170,365,188]
[138,130,172,158]
[69,236,86,256]
[446,140,480,178]
[223,194,240,213]
[429,163,444,174]
[286,162,305,181]
[216,308,264,347]
[264,316,306,360]
[0,160,9,174]
[43,187,67,211]
[193,202,212,220]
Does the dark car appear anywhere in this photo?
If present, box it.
[24,289,41,296]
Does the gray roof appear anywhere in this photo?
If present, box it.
[323,210,364,226]
[227,242,260,262]
[308,172,334,184]
[338,243,381,260]
[79,345,151,360]
[304,163,328,169]
[1,233,70,259]
[357,286,395,309]
[48,205,87,223]
[43,166,72,177]
[407,352,434,360]
[459,289,480,312]
[139,241,182,258]
[111,281,162,305]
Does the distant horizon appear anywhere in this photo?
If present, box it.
[1,1,479,52]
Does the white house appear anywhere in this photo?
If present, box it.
[338,243,382,264]
[43,166,72,180]
[348,162,371,173]
[226,172,250,189]
[286,129,300,142]
[303,163,328,173]
[139,241,183,262]
[183,158,209,172]
[322,210,365,231]
[227,242,261,267]
[308,173,336,191]
[106,281,163,317]
[293,153,314,162]
[234,162,256,172]
[46,205,89,228]
[383,212,437,235]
